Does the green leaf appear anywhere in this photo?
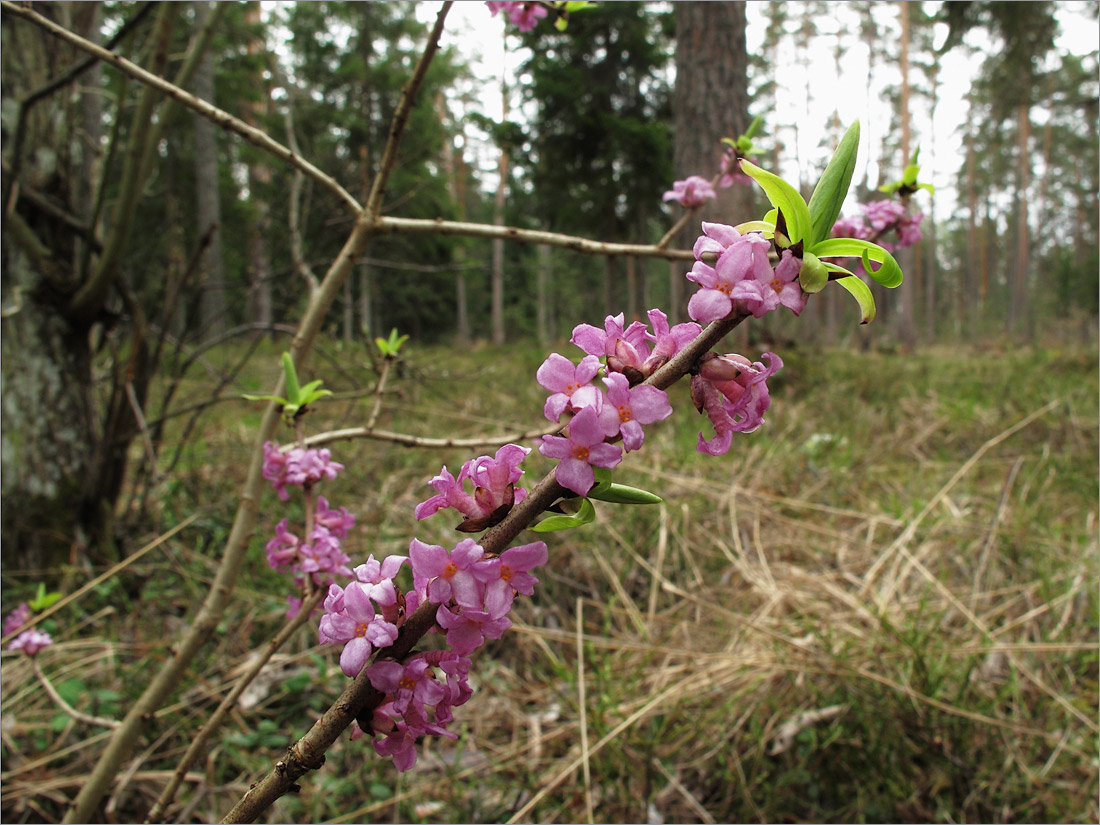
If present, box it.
[281,353,301,405]
[733,220,775,235]
[809,238,903,288]
[740,161,812,245]
[530,497,596,533]
[743,113,763,140]
[588,483,663,505]
[835,276,877,324]
[590,466,613,495]
[806,121,860,248]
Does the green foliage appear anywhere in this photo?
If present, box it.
[242,352,332,424]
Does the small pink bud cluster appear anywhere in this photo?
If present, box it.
[719,146,751,189]
[832,200,923,252]
[4,603,52,658]
[414,444,531,532]
[686,222,808,323]
[536,310,682,496]
[262,443,355,616]
[662,175,717,208]
[485,1,548,32]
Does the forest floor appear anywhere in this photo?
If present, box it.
[2,337,1098,824]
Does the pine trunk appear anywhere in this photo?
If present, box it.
[192,0,226,339]
[672,1,753,325]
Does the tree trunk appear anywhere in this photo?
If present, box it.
[672,1,752,341]
[491,80,508,345]
[244,1,272,330]
[1008,104,1031,338]
[192,0,226,340]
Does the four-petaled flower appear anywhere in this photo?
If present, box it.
[538,405,623,496]
[598,372,673,452]
[537,353,603,422]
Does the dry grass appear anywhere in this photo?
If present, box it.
[2,339,1097,823]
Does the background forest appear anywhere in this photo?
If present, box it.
[1,2,1097,823]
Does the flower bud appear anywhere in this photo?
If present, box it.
[798,252,829,294]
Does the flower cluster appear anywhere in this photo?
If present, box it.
[262,442,344,501]
[686,222,808,323]
[691,351,783,455]
[663,175,717,208]
[315,516,548,769]
[718,145,751,189]
[414,444,531,532]
[832,200,923,252]
[4,603,51,658]
[536,312,683,496]
[486,1,548,32]
[262,443,354,616]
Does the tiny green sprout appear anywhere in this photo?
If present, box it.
[29,583,62,612]
[374,328,409,360]
[242,351,333,425]
[879,145,935,196]
[553,1,596,31]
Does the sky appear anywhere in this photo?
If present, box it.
[422,0,1100,227]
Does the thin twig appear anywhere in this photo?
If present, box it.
[299,421,562,451]
[375,216,695,261]
[577,598,594,825]
[33,660,120,729]
[365,359,392,431]
[145,588,325,823]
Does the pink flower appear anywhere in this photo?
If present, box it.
[408,538,484,609]
[353,554,407,612]
[641,309,700,376]
[367,656,447,718]
[314,496,355,539]
[663,176,716,208]
[570,313,651,379]
[415,445,531,530]
[262,441,292,500]
[692,222,743,260]
[436,605,512,654]
[686,232,774,324]
[317,581,399,677]
[265,520,301,570]
[285,447,344,488]
[538,405,622,497]
[831,215,870,240]
[9,629,52,657]
[862,199,905,232]
[536,353,603,422]
[472,541,548,619]
[691,352,783,456]
[598,372,673,452]
[299,525,354,583]
[719,147,751,188]
[486,1,548,32]
[4,603,32,636]
[767,251,808,316]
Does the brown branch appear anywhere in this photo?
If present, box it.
[0,0,362,216]
[218,309,748,822]
[363,2,453,219]
[300,421,562,451]
[34,660,121,729]
[375,216,696,261]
